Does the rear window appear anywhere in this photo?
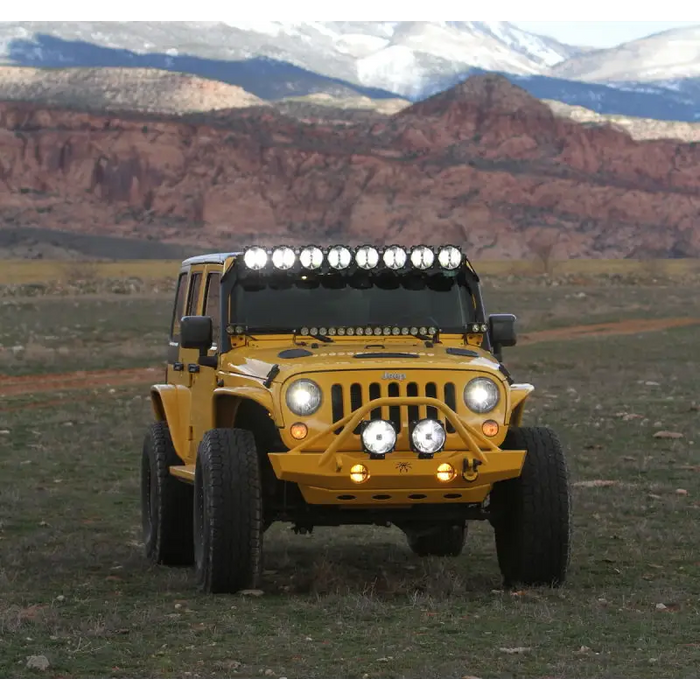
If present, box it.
[204,273,221,346]
[170,272,188,340]
[186,272,203,315]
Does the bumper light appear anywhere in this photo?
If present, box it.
[411,419,446,456]
[360,419,397,456]
[437,463,456,483]
[350,464,369,484]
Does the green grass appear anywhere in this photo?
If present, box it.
[1,284,699,678]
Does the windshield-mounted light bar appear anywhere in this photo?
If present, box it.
[240,245,465,272]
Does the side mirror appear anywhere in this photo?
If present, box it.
[488,314,517,360]
[180,316,213,352]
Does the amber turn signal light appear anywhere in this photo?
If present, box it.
[290,422,308,440]
[350,464,369,484]
[482,420,499,437]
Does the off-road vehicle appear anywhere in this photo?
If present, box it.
[141,244,571,593]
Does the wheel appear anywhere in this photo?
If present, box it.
[141,421,194,565]
[491,427,571,587]
[406,522,467,557]
[193,428,263,594]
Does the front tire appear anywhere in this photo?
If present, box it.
[193,428,263,594]
[406,523,467,557]
[141,422,194,565]
[491,427,571,588]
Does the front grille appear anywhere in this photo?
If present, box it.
[331,380,459,434]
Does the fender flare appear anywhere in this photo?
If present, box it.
[508,383,535,428]
[213,386,279,427]
[150,384,192,462]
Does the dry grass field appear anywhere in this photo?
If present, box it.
[1,267,699,678]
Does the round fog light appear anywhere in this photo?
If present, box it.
[350,464,369,484]
[437,463,456,483]
[290,423,308,440]
[482,420,499,437]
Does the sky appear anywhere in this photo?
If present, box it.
[512,21,700,48]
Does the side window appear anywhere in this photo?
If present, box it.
[186,272,203,316]
[203,272,221,347]
[170,272,188,341]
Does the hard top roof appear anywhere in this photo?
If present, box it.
[181,252,242,267]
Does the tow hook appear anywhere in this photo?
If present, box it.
[462,457,482,482]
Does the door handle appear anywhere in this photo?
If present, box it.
[173,362,184,371]
[187,364,200,374]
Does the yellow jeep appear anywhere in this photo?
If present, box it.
[141,244,571,593]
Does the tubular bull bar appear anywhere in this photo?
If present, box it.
[268,396,526,504]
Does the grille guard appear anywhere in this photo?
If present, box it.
[287,396,500,471]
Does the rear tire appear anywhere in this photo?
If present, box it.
[193,428,263,594]
[406,522,467,557]
[491,427,571,588]
[141,422,193,566]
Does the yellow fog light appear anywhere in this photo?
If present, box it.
[350,464,370,484]
[290,422,308,440]
[436,463,456,483]
[482,420,499,437]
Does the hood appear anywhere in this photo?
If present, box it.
[221,340,503,385]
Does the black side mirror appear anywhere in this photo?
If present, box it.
[180,316,213,352]
[488,314,517,360]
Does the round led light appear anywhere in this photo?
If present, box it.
[243,246,268,270]
[383,326,391,335]
[355,327,362,336]
[300,326,309,336]
[481,324,488,333]
[272,246,296,270]
[392,327,401,336]
[319,327,328,336]
[464,377,500,414]
[327,245,352,270]
[310,327,318,336]
[365,326,373,336]
[410,246,435,270]
[234,325,245,335]
[411,419,446,455]
[373,327,382,336]
[347,327,356,335]
[350,464,370,484]
[337,327,346,336]
[328,327,337,336]
[286,379,323,416]
[401,327,410,335]
[355,246,380,270]
[428,326,437,335]
[419,326,428,336]
[383,245,407,270]
[437,463,456,483]
[299,246,324,270]
[438,245,462,270]
[410,326,418,335]
[361,420,397,456]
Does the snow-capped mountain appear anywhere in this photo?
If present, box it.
[0,21,584,99]
[1,21,699,120]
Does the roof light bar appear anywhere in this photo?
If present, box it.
[241,245,466,271]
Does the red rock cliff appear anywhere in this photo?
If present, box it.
[1,74,699,258]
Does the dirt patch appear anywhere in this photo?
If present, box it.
[0,367,161,398]
[520,317,700,345]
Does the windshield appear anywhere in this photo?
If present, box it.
[230,272,476,332]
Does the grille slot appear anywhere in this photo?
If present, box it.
[328,378,461,437]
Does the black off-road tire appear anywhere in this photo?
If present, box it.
[141,421,194,566]
[193,428,263,594]
[406,523,467,557]
[491,427,571,588]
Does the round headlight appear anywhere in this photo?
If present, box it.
[286,379,322,416]
[383,245,407,270]
[438,245,462,270]
[410,246,435,270]
[361,419,397,455]
[299,246,324,270]
[328,246,352,270]
[464,377,500,414]
[272,246,296,270]
[355,246,379,270]
[243,246,268,270]
[411,419,446,455]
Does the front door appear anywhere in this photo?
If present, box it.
[188,267,222,462]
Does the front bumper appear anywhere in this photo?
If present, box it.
[268,395,526,506]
